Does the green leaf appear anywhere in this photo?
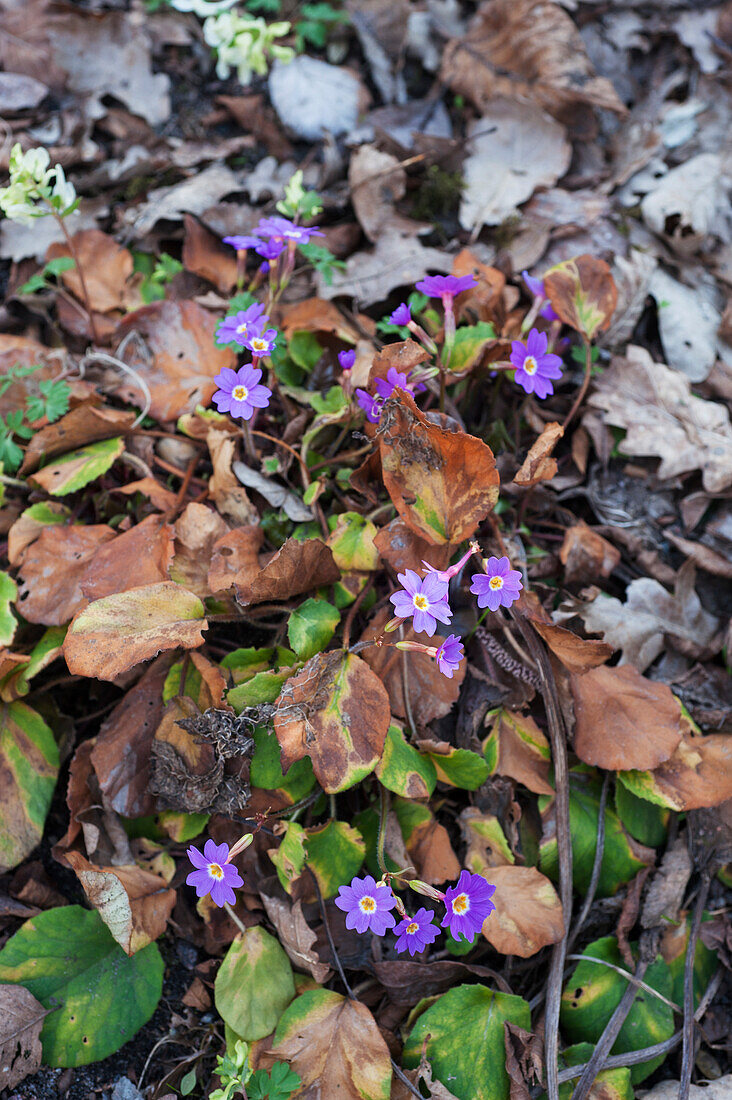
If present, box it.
[297,242,345,285]
[375,725,437,800]
[29,437,124,495]
[251,726,316,802]
[180,1067,197,1095]
[288,597,340,660]
[0,571,18,646]
[614,782,669,848]
[304,819,365,899]
[0,906,163,1066]
[326,512,379,572]
[215,927,295,1041]
[156,810,210,842]
[0,700,59,873]
[221,645,276,683]
[228,669,293,709]
[29,378,71,423]
[269,821,308,894]
[10,625,66,697]
[661,915,718,1010]
[421,744,490,790]
[559,1044,633,1100]
[560,936,674,1083]
[288,331,322,373]
[249,1062,302,1099]
[403,984,531,1100]
[45,256,76,278]
[310,386,347,416]
[448,322,496,373]
[539,773,653,897]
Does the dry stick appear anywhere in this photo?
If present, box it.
[512,614,572,1100]
[567,771,609,953]
[680,868,713,1100]
[341,577,373,651]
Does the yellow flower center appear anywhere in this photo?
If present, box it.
[452,893,469,914]
[232,385,249,401]
[523,355,538,376]
[406,922,419,935]
[413,593,429,611]
[236,322,249,335]
[359,896,376,913]
[489,576,504,590]
[208,863,224,880]
[251,338,267,352]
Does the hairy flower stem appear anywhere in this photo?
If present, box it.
[223,900,248,936]
[562,336,592,431]
[53,211,100,344]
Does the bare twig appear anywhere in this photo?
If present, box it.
[567,772,608,952]
[680,868,712,1099]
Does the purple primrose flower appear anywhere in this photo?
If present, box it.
[435,634,464,679]
[394,907,440,956]
[338,348,356,371]
[422,546,474,584]
[255,238,286,261]
[335,874,397,935]
[186,839,244,908]
[212,364,272,420]
[415,273,477,303]
[355,367,423,424]
[257,216,324,245]
[216,303,268,347]
[510,328,563,399]
[245,327,278,357]
[389,302,412,326]
[441,870,496,943]
[223,234,263,251]
[522,270,558,321]
[390,568,452,637]
[470,556,523,612]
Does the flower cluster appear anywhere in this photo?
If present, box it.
[354,366,425,424]
[202,12,294,85]
[223,214,324,264]
[0,143,77,226]
[335,871,496,955]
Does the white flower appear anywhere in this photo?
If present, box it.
[0,182,40,225]
[50,165,77,214]
[169,0,238,15]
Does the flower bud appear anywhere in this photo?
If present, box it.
[407,879,446,903]
[226,833,254,862]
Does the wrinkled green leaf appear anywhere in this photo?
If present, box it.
[215,927,295,1041]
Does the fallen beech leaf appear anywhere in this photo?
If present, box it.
[317,230,452,307]
[257,989,392,1099]
[182,214,236,294]
[441,0,626,120]
[361,609,464,727]
[7,501,71,565]
[260,894,331,983]
[559,521,621,585]
[530,619,612,674]
[16,524,116,626]
[208,526,263,593]
[274,651,389,793]
[482,708,553,795]
[65,852,175,956]
[619,729,732,812]
[378,389,499,544]
[236,537,340,607]
[0,983,46,1089]
[81,516,175,601]
[20,404,136,475]
[571,666,682,772]
[368,340,430,389]
[544,255,618,341]
[587,345,732,493]
[113,301,236,422]
[171,502,230,599]
[63,582,207,681]
[564,562,720,671]
[280,298,362,343]
[115,478,178,513]
[483,865,564,957]
[374,518,450,576]
[207,428,257,526]
[514,422,564,488]
[46,229,134,314]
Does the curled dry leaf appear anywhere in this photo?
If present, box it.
[81,515,175,601]
[260,894,331,983]
[20,404,136,475]
[46,229,135,314]
[65,851,176,956]
[114,478,178,514]
[207,429,258,527]
[63,582,207,681]
[559,521,621,585]
[0,983,46,1090]
[274,651,389,793]
[16,524,116,626]
[544,255,618,341]
[113,301,236,422]
[483,708,553,795]
[440,0,626,120]
[571,665,682,772]
[236,537,340,607]
[378,389,499,545]
[483,865,564,958]
[641,838,691,930]
[171,502,230,599]
[207,526,263,593]
[587,345,732,493]
[372,959,510,1007]
[529,619,612,675]
[513,422,564,488]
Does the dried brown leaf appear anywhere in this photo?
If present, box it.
[236,537,340,607]
[182,215,237,294]
[545,255,618,341]
[374,518,450,576]
[629,729,732,812]
[642,838,692,929]
[260,894,331,982]
[208,526,264,593]
[529,619,612,675]
[514,422,564,488]
[483,708,553,795]
[280,298,362,343]
[81,515,175,601]
[16,524,116,626]
[483,865,564,957]
[372,958,508,1006]
[0,983,46,1090]
[20,403,136,475]
[171,502,230,599]
[46,229,135,314]
[207,427,258,526]
[559,522,621,585]
[349,144,424,242]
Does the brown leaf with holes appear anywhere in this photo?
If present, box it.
[65,851,176,955]
[112,300,236,421]
[559,521,621,585]
[260,894,331,982]
[91,656,173,818]
[274,651,389,793]
[483,865,564,957]
[513,423,564,488]
[46,229,136,314]
[571,665,682,771]
[81,515,175,601]
[374,518,450,576]
[361,609,463,727]
[545,255,618,341]
[208,526,264,592]
[182,215,237,294]
[0,984,47,1090]
[20,403,136,475]
[530,619,612,674]
[170,502,230,598]
[237,537,340,607]
[16,524,116,625]
[441,0,626,122]
[378,389,499,544]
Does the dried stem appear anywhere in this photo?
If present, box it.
[562,337,592,432]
